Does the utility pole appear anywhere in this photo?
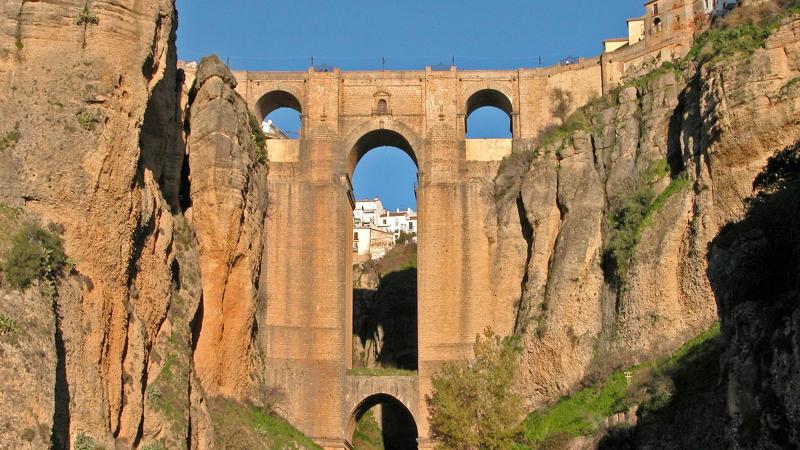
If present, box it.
[311,56,314,68]
[382,56,385,71]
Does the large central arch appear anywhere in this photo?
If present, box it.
[345,122,421,176]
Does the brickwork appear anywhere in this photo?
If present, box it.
[240,63,605,447]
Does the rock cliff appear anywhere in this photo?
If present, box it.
[487,12,800,412]
[0,2,283,448]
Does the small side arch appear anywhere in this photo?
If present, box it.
[345,393,419,449]
[254,89,302,122]
[465,88,514,136]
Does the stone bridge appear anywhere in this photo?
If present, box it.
[232,63,604,448]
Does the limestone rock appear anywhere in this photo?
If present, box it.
[186,55,269,398]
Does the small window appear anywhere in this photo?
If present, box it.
[354,232,359,240]
[653,4,659,15]
[377,99,388,115]
[409,222,414,231]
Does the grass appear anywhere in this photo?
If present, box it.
[687,2,800,66]
[518,323,721,446]
[629,61,681,89]
[347,367,417,377]
[537,109,590,152]
[603,159,690,288]
[640,174,692,231]
[208,398,321,450]
[352,410,385,450]
[780,76,800,95]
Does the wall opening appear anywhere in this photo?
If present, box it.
[349,130,418,372]
[465,89,513,138]
[255,90,302,139]
[347,394,418,450]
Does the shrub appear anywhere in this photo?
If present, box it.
[249,113,267,164]
[76,3,100,26]
[426,328,523,449]
[76,109,103,131]
[74,433,104,450]
[0,314,18,336]
[0,125,20,151]
[2,224,67,289]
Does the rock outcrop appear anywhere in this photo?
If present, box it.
[186,55,269,398]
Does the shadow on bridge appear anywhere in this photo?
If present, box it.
[354,267,418,370]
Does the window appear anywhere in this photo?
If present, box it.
[376,99,388,115]
[354,232,359,241]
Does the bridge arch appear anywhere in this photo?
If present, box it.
[344,120,421,176]
[345,393,419,449]
[465,88,514,137]
[254,89,302,122]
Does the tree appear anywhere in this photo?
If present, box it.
[551,88,573,126]
[426,328,523,449]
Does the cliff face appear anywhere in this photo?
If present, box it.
[0,1,275,448]
[489,14,800,409]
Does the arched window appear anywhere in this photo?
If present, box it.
[465,89,513,139]
[255,90,302,139]
[376,99,388,115]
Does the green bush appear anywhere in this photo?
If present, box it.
[427,328,523,449]
[2,224,67,289]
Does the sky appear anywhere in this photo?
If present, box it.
[175,0,645,210]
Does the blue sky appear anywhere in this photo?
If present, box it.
[176,0,644,210]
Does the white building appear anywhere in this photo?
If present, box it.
[377,208,418,239]
[354,198,386,227]
[353,226,395,261]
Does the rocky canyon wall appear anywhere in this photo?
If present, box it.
[0,2,273,448]
[487,13,800,410]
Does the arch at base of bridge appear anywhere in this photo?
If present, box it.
[343,374,420,449]
[345,392,419,450]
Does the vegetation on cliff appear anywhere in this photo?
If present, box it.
[519,323,723,448]
[2,224,67,289]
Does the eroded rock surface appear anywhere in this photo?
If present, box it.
[489,15,800,409]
